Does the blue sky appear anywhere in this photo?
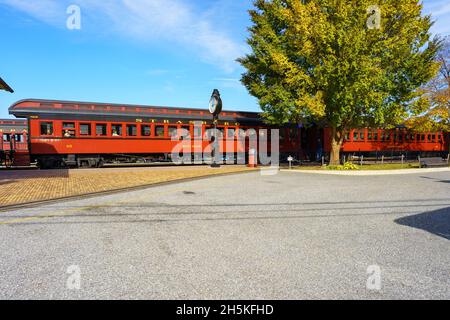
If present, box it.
[0,0,449,118]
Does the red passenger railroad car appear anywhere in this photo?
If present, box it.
[0,119,29,167]
[9,99,301,168]
[6,99,449,168]
[323,128,449,159]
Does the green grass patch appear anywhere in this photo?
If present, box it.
[358,163,421,170]
[294,162,422,171]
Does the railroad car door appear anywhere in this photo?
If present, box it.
[301,126,323,162]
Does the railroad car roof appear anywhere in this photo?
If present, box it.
[0,78,14,93]
[9,99,263,124]
[0,119,27,132]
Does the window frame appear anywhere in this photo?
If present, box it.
[141,125,152,137]
[168,126,178,139]
[155,125,165,138]
[193,126,203,139]
[111,124,123,137]
[79,123,92,136]
[40,121,54,136]
[227,127,236,139]
[179,126,191,140]
[62,122,76,138]
[95,123,108,137]
[126,124,138,137]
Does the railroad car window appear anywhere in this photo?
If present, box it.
[62,122,76,138]
[204,127,215,140]
[438,134,442,142]
[372,131,378,141]
[194,126,202,138]
[141,125,151,137]
[386,133,391,141]
[237,129,247,139]
[63,122,75,129]
[360,132,365,141]
[40,122,54,136]
[353,132,359,141]
[289,128,298,140]
[398,134,403,142]
[80,123,91,136]
[179,126,190,140]
[258,129,266,139]
[345,132,350,141]
[216,128,224,138]
[3,134,10,142]
[96,124,107,136]
[421,134,425,141]
[279,129,286,142]
[168,127,177,138]
[127,125,137,137]
[155,126,165,137]
[112,124,123,136]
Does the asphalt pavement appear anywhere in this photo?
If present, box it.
[0,170,449,299]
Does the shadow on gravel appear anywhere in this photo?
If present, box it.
[395,207,450,240]
[420,176,450,184]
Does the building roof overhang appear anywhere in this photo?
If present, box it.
[0,78,14,93]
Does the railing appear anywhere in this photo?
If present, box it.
[0,140,28,151]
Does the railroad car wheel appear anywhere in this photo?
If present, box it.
[96,159,104,168]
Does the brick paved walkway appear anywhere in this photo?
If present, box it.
[0,166,255,207]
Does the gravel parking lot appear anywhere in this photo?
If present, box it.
[0,170,449,299]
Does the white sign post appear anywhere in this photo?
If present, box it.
[287,156,294,170]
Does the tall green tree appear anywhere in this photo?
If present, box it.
[239,0,440,164]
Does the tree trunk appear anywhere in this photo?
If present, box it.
[329,127,344,166]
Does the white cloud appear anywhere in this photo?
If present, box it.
[1,0,246,72]
[0,0,64,24]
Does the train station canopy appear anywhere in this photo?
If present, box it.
[0,78,14,93]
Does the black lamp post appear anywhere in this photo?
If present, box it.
[209,89,222,168]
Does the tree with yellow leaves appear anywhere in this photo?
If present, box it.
[239,0,440,164]
[407,37,449,132]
